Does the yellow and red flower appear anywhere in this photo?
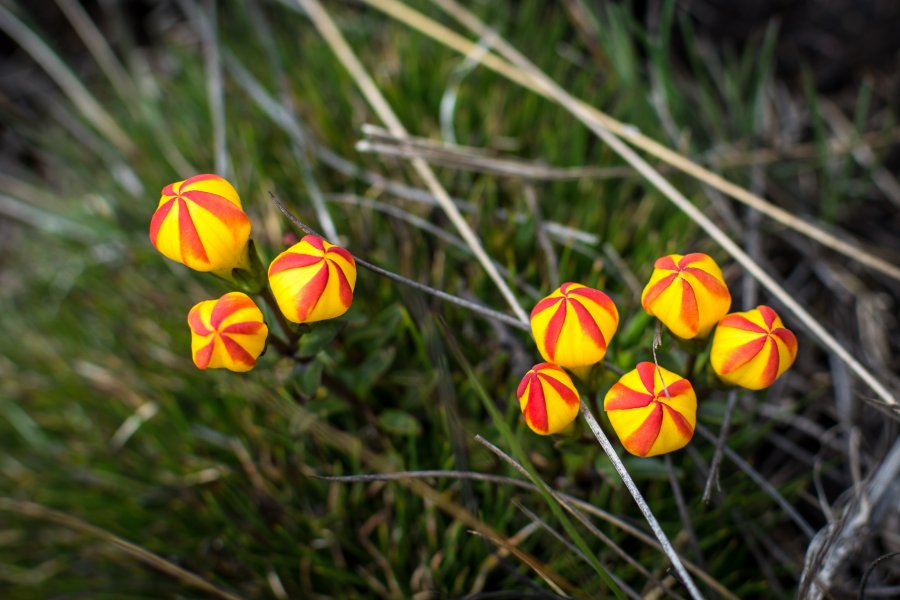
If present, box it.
[149,174,251,273]
[710,305,798,390]
[604,362,696,457]
[641,253,731,339]
[530,283,619,370]
[268,235,357,324]
[188,292,268,372]
[516,363,580,435]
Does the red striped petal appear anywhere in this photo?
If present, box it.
[194,339,215,369]
[758,305,777,329]
[543,300,568,361]
[333,261,353,307]
[161,182,176,197]
[177,197,209,264]
[684,267,730,298]
[570,298,607,351]
[624,403,663,456]
[759,337,780,387]
[718,314,766,334]
[658,378,691,399]
[654,256,678,271]
[516,371,536,399]
[304,235,325,251]
[661,403,694,438]
[181,190,248,227]
[268,252,323,276]
[221,334,257,367]
[149,199,175,245]
[221,321,264,335]
[538,372,579,407]
[641,273,677,310]
[605,383,653,410]
[530,295,563,319]
[327,245,354,264]
[720,335,766,373]
[210,294,255,329]
[772,328,798,354]
[677,253,707,268]
[188,308,213,336]
[679,278,699,334]
[568,287,615,316]
[182,173,223,187]
[637,362,657,394]
[295,264,329,321]
[524,377,549,433]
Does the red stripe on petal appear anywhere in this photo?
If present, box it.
[678,253,708,268]
[177,198,209,264]
[188,308,213,336]
[530,296,563,319]
[641,273,678,310]
[525,377,549,433]
[718,315,766,333]
[221,334,257,367]
[605,383,653,410]
[268,252,323,276]
[516,371,535,399]
[658,378,691,400]
[772,328,798,354]
[624,403,663,456]
[684,267,730,298]
[149,199,175,245]
[327,245,354,264]
[570,298,607,351]
[221,321,264,335]
[759,337,780,387]
[333,261,353,307]
[295,264,329,321]
[662,404,694,438]
[568,287,615,314]
[210,294,254,329]
[721,335,767,373]
[538,372,579,407]
[543,300,568,361]
[304,235,325,251]
[636,362,657,394]
[182,174,223,187]
[161,183,176,197]
[679,279,700,335]
[181,190,248,226]
[654,256,678,270]
[758,305,777,329]
[194,339,215,369]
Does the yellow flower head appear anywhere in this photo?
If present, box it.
[188,292,268,372]
[149,174,251,273]
[604,362,696,457]
[516,363,580,435]
[641,253,731,339]
[268,235,357,324]
[530,283,619,369]
[710,305,798,390]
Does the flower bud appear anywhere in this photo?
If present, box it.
[604,362,696,457]
[710,305,798,390]
[641,253,731,339]
[530,283,619,369]
[188,292,268,372]
[150,174,251,273]
[516,363,580,435]
[268,235,357,324]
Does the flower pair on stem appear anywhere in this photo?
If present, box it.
[149,174,357,371]
[517,252,798,458]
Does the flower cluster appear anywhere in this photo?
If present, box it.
[150,174,356,372]
[515,251,797,458]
